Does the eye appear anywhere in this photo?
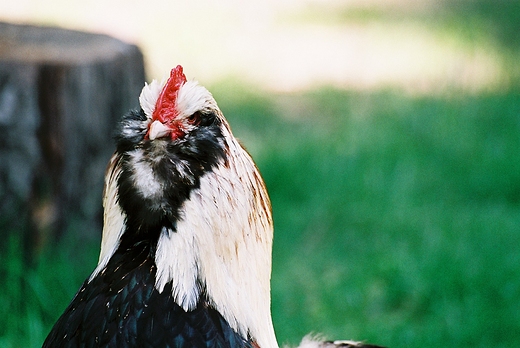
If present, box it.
[187,112,201,125]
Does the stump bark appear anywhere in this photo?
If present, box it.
[0,22,146,253]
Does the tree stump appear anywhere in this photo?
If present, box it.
[0,22,146,254]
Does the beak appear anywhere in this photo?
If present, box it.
[148,120,171,140]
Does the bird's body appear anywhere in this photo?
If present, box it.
[43,66,382,348]
[43,229,251,347]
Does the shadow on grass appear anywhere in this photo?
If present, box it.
[296,0,520,53]
[443,0,520,52]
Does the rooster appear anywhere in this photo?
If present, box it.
[43,65,382,348]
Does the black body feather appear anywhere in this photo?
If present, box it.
[42,227,252,348]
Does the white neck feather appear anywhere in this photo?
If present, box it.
[154,126,278,348]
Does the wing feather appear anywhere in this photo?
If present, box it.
[90,153,126,281]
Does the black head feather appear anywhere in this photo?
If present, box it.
[113,108,227,234]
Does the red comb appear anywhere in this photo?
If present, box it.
[152,65,187,123]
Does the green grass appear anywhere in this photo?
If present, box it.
[0,233,98,348]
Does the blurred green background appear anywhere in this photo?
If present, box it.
[1,0,520,347]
